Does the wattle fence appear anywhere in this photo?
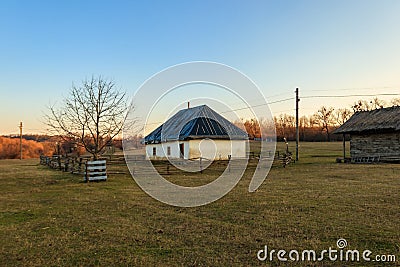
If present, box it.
[39,150,291,181]
[39,155,132,181]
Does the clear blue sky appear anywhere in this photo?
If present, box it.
[1,0,400,134]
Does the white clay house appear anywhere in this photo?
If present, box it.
[144,105,248,160]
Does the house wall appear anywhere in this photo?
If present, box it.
[188,139,247,160]
[350,132,400,161]
[146,141,189,160]
[146,140,247,160]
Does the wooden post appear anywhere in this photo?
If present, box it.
[295,88,300,161]
[85,162,88,182]
[79,157,83,174]
[343,134,346,162]
[65,158,69,172]
[19,122,23,160]
[58,156,62,170]
[228,155,231,173]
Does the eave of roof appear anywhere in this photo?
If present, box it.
[333,106,400,134]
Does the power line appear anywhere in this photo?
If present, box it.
[212,92,398,115]
[301,93,399,99]
[220,97,294,114]
[265,91,294,99]
[302,86,400,93]
[145,92,399,127]
[269,97,296,104]
[144,97,295,126]
[222,92,293,111]
[272,109,296,113]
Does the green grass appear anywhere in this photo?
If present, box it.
[0,142,399,266]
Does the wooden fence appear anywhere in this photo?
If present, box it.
[39,150,291,181]
[40,155,90,174]
[40,155,118,181]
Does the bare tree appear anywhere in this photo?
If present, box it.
[45,76,129,159]
[314,106,335,141]
[370,97,386,109]
[243,119,261,139]
[352,100,372,112]
[273,114,296,140]
[391,98,400,106]
[258,117,275,139]
[274,115,288,139]
[335,108,353,126]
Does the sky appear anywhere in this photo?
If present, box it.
[1,0,400,135]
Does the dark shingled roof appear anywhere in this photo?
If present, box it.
[333,106,400,134]
[145,105,248,144]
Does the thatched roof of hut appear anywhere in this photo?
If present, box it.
[334,106,400,134]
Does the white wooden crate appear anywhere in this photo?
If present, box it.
[85,160,107,182]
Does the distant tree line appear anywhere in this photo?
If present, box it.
[0,136,54,159]
[0,135,143,159]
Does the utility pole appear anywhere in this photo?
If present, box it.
[19,122,23,160]
[295,88,300,161]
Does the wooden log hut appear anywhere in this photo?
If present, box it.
[333,106,400,163]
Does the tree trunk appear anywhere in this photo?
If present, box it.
[326,126,331,141]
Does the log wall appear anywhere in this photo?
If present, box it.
[350,132,400,162]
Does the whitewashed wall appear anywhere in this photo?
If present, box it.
[146,139,247,160]
[146,141,189,159]
[188,139,246,160]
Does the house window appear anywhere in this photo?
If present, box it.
[152,147,156,156]
[167,146,171,156]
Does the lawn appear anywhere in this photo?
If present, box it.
[0,142,399,266]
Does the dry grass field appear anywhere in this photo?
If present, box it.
[0,142,399,266]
